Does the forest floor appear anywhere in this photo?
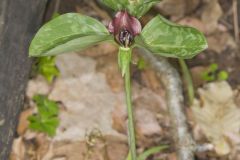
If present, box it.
[10,0,240,160]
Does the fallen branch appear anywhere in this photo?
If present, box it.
[0,0,47,159]
[138,48,196,160]
[195,143,214,153]
[233,0,239,43]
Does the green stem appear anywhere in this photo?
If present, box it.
[137,145,168,160]
[124,62,137,160]
[118,47,137,160]
[179,59,194,105]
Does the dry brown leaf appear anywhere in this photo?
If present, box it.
[156,0,200,18]
[54,52,96,78]
[9,137,25,160]
[111,100,127,134]
[132,84,167,113]
[190,66,209,88]
[35,134,51,160]
[178,17,206,33]
[201,0,223,34]
[140,69,163,92]
[42,135,128,160]
[112,87,165,135]
[132,84,167,146]
[207,31,236,53]
[135,108,162,137]
[154,152,177,160]
[26,75,51,99]
[79,43,117,58]
[49,53,123,141]
[192,81,240,155]
[96,53,124,93]
[111,82,166,147]
[17,108,34,136]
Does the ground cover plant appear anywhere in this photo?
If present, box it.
[29,0,208,159]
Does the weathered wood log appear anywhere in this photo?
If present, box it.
[238,0,240,26]
[0,0,47,159]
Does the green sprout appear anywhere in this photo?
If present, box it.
[217,70,229,81]
[28,95,60,137]
[35,56,59,83]
[201,63,229,82]
[28,1,208,159]
[32,13,61,83]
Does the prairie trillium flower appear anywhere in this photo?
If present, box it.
[108,11,142,48]
[29,1,208,159]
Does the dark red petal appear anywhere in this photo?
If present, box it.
[108,21,114,33]
[128,16,142,36]
[108,11,142,36]
[108,11,142,47]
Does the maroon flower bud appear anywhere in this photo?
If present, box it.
[108,11,142,47]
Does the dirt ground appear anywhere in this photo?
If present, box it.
[10,0,240,160]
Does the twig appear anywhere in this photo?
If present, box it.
[195,143,214,153]
[138,48,196,160]
[233,0,239,43]
[53,0,60,14]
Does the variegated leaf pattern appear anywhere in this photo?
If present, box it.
[101,0,161,18]
[136,15,208,59]
[101,0,127,11]
[29,13,113,57]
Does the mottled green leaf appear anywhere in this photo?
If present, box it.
[28,116,59,137]
[136,15,208,59]
[28,95,59,137]
[33,95,59,118]
[127,0,161,18]
[101,0,127,11]
[29,13,113,57]
[101,0,161,18]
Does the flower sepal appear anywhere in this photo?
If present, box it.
[118,47,132,77]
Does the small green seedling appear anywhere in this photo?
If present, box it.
[217,70,229,81]
[34,56,59,83]
[28,95,60,137]
[29,1,207,159]
[201,63,229,82]
[32,13,61,83]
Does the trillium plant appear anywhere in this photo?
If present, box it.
[29,0,208,159]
